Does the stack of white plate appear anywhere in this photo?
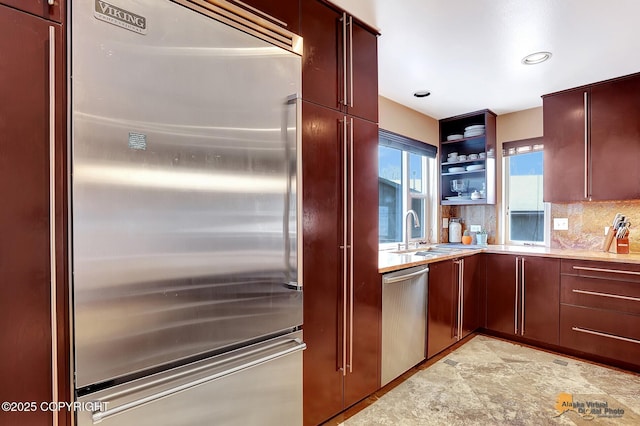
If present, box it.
[464,124,485,138]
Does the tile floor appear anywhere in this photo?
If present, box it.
[340,335,640,425]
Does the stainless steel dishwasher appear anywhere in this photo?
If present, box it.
[381,265,428,386]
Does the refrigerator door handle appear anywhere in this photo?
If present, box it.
[91,338,306,423]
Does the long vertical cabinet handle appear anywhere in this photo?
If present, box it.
[514,257,519,335]
[458,259,464,339]
[348,15,354,108]
[48,25,59,426]
[341,13,348,106]
[348,117,354,373]
[341,117,348,376]
[520,258,526,336]
[583,91,589,199]
[453,260,461,339]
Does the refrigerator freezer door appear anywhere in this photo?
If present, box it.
[72,0,301,388]
[76,331,305,426]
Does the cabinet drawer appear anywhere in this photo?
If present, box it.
[561,275,640,315]
[560,304,640,367]
[561,259,640,283]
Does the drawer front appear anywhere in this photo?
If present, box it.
[561,259,640,283]
[560,304,640,367]
[561,275,640,315]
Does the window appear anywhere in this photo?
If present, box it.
[503,138,549,245]
[378,130,437,246]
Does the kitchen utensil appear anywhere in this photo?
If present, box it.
[478,152,486,159]
[471,190,481,200]
[468,154,478,160]
[603,212,623,252]
[458,154,467,161]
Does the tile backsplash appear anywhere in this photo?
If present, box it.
[551,200,640,252]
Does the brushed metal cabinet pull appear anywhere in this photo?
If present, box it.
[348,15,353,108]
[572,265,640,276]
[583,91,589,199]
[348,117,354,373]
[572,327,640,345]
[514,257,519,335]
[572,289,640,303]
[520,258,526,336]
[341,117,348,376]
[341,13,348,106]
[48,25,59,426]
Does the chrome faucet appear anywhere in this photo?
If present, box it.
[404,209,420,250]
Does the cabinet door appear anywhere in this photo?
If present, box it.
[427,260,458,358]
[301,101,343,426]
[542,89,588,202]
[521,257,560,344]
[485,254,517,335]
[344,115,380,406]
[346,19,378,122]
[461,254,485,338]
[0,0,63,22]
[300,0,343,111]
[229,0,299,34]
[590,75,640,200]
[0,5,65,426]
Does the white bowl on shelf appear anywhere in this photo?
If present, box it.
[448,167,465,173]
[466,164,484,171]
[447,134,463,141]
[464,125,485,131]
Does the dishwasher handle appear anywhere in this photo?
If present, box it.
[383,267,429,284]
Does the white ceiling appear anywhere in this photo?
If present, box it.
[330,0,640,119]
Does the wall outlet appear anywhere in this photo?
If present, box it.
[553,218,569,231]
[442,217,449,228]
[470,225,481,232]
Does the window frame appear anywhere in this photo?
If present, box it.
[378,130,438,250]
[502,144,550,247]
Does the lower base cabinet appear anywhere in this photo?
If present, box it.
[427,255,484,358]
[485,254,560,345]
[559,259,640,369]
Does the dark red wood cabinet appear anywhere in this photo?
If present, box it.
[543,72,640,202]
[229,0,299,34]
[0,0,63,22]
[301,0,378,122]
[427,255,484,358]
[301,101,379,426]
[559,260,640,370]
[485,254,560,345]
[0,4,68,426]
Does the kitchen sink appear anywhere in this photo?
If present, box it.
[388,246,464,256]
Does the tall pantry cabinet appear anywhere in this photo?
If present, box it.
[300,1,380,424]
[0,1,69,426]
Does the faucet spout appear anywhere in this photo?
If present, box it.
[404,210,420,249]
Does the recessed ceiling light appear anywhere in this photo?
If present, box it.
[521,51,552,65]
[414,90,431,98]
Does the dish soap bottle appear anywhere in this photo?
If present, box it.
[449,218,462,243]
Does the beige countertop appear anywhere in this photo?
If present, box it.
[379,244,640,274]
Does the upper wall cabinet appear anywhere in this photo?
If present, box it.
[543,72,640,202]
[228,0,299,34]
[439,109,497,205]
[0,0,64,22]
[300,0,378,123]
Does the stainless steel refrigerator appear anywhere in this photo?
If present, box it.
[70,0,303,424]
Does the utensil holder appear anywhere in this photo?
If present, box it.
[616,237,630,254]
